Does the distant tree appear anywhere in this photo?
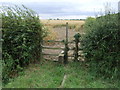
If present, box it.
[57,18,60,20]
[49,18,52,20]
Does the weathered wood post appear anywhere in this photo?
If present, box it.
[64,22,69,64]
[39,22,43,61]
[74,33,81,62]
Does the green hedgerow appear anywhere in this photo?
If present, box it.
[1,5,45,84]
[81,14,120,80]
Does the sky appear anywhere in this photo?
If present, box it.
[0,0,120,19]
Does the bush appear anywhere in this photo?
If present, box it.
[1,5,44,84]
[81,14,120,80]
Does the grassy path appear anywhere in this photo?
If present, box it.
[4,60,119,88]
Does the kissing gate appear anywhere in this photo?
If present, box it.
[41,22,84,64]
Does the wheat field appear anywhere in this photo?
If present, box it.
[41,20,85,41]
[41,20,85,30]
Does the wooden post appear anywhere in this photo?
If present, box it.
[40,39,43,61]
[64,22,69,64]
[74,33,81,62]
[66,22,68,44]
[74,38,79,62]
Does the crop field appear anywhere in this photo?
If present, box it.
[41,20,85,29]
[41,20,85,41]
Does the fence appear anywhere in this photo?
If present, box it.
[41,22,83,64]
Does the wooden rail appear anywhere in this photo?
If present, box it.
[68,40,75,43]
[43,40,64,43]
[42,53,58,56]
[69,48,83,50]
[68,40,82,44]
[41,22,84,64]
[42,45,64,50]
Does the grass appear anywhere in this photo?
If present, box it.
[3,60,119,88]
[0,60,2,89]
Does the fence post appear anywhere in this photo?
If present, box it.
[64,22,69,64]
[40,38,43,61]
[74,33,81,62]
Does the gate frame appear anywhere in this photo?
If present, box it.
[41,22,83,64]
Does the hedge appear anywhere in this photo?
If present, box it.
[1,5,45,84]
[81,14,120,80]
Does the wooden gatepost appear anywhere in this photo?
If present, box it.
[63,22,69,64]
[74,33,81,62]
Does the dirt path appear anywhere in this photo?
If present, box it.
[58,74,67,88]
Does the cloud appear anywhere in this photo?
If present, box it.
[0,0,119,19]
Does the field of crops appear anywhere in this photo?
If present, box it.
[41,20,85,41]
[41,20,84,28]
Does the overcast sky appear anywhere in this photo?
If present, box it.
[0,0,120,19]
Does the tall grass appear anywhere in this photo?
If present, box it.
[43,26,57,41]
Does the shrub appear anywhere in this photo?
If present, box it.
[1,5,44,84]
[81,14,120,80]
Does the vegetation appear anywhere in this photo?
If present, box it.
[43,26,57,41]
[81,14,120,81]
[0,60,1,88]
[4,61,119,88]
[1,5,45,84]
[41,20,85,41]
[1,3,119,88]
[41,20,85,31]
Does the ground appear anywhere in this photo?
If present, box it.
[4,60,119,88]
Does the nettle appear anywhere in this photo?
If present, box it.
[81,14,120,80]
[1,5,45,84]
